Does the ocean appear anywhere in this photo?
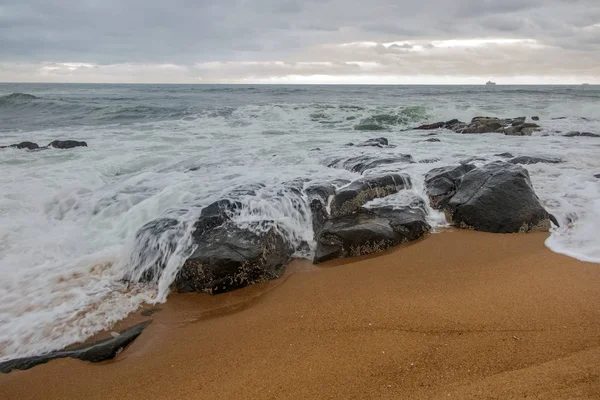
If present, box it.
[1,83,599,362]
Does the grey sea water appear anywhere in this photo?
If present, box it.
[1,83,599,361]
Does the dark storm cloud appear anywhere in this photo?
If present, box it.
[0,0,599,82]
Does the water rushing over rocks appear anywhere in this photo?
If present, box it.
[1,83,599,363]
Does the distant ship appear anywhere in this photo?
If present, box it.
[486,81,497,86]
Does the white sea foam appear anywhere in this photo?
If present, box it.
[1,86,599,362]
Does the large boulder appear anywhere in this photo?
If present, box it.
[424,164,476,209]
[460,117,504,134]
[414,119,466,131]
[314,198,430,263]
[330,174,412,217]
[328,154,414,174]
[10,141,40,150]
[440,162,557,233]
[175,217,294,294]
[0,321,151,373]
[48,140,88,149]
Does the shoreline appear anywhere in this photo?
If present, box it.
[2,230,600,399]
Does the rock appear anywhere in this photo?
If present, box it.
[460,117,504,134]
[424,138,441,143]
[356,137,388,147]
[563,131,600,138]
[415,122,444,130]
[175,220,294,294]
[48,140,88,149]
[532,116,540,121]
[594,174,600,179]
[414,119,466,131]
[305,183,339,236]
[442,162,557,233]
[310,147,321,151]
[509,156,563,165]
[494,152,514,158]
[123,218,182,283]
[503,121,540,136]
[424,164,477,209]
[7,141,40,150]
[418,158,441,164]
[314,198,430,263]
[327,154,414,174]
[520,127,538,136]
[0,321,151,374]
[330,174,412,218]
[552,117,567,120]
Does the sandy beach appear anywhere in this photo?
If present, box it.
[2,230,600,399]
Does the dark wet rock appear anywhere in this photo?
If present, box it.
[305,182,338,236]
[175,220,293,294]
[414,119,466,131]
[330,174,412,218]
[327,154,414,174]
[344,142,354,147]
[512,117,527,124]
[563,131,600,138]
[424,164,476,209]
[314,198,430,264]
[532,116,540,121]
[356,137,388,147]
[595,174,600,179]
[439,162,557,233]
[460,117,504,134]
[48,140,88,149]
[310,147,321,151]
[418,158,441,164]
[415,122,444,130]
[7,141,40,150]
[423,133,438,136]
[424,138,441,143]
[305,183,337,204]
[494,152,514,158]
[502,121,541,136]
[552,117,567,120]
[509,156,563,165]
[124,218,182,283]
[0,321,151,374]
[196,199,243,233]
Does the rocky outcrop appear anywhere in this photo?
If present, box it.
[1,141,40,150]
[327,154,414,174]
[414,116,540,135]
[424,164,476,209]
[330,174,412,217]
[314,198,430,263]
[427,162,557,233]
[424,138,441,143]
[532,116,540,121]
[509,156,563,165]
[0,321,151,373]
[494,152,514,158]
[595,174,600,179]
[563,131,600,138]
[48,140,88,149]
[175,205,294,294]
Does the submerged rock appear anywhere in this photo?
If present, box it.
[355,137,389,147]
[424,164,476,209]
[0,321,151,374]
[595,174,600,179]
[563,131,600,138]
[330,174,412,217]
[532,116,540,121]
[424,138,441,143]
[0,141,40,150]
[509,156,563,165]
[175,220,293,294]
[314,198,430,264]
[433,162,557,233]
[48,140,88,149]
[494,152,514,158]
[327,154,414,174]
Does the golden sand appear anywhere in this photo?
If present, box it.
[2,230,600,399]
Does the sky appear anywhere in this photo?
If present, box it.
[1,0,599,84]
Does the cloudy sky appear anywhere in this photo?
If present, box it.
[1,0,599,83]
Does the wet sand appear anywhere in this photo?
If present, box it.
[2,230,600,399]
